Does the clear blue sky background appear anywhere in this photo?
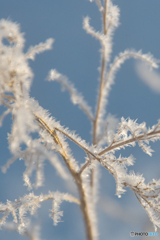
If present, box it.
[0,0,160,239]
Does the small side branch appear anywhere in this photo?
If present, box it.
[47,69,94,122]
[78,154,93,176]
[35,115,77,174]
[98,129,160,156]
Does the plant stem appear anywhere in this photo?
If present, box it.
[36,115,94,240]
[92,0,108,193]
[76,175,94,240]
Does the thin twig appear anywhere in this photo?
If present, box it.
[54,127,100,160]
[0,108,11,126]
[78,154,93,175]
[103,0,108,35]
[0,99,13,109]
[95,0,103,12]
[104,52,158,87]
[0,94,15,102]
[35,115,77,172]
[98,129,160,156]
[78,161,90,175]
[55,79,94,122]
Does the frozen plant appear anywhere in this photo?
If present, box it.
[0,0,160,240]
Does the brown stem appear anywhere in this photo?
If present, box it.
[35,115,94,240]
[76,175,94,240]
[103,0,108,35]
[92,0,108,192]
[93,0,108,145]
[93,52,105,145]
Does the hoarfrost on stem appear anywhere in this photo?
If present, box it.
[0,1,160,240]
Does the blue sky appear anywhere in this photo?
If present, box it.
[0,0,160,239]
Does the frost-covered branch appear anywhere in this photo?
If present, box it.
[83,17,102,42]
[35,114,79,174]
[0,108,11,127]
[47,69,94,121]
[34,115,98,240]
[95,0,103,13]
[125,175,160,231]
[99,154,160,231]
[0,192,80,234]
[105,50,159,86]
[91,0,120,145]
[25,38,54,60]
[1,0,160,239]
[5,222,42,240]
[99,118,160,156]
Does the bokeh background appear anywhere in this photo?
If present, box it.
[0,0,160,239]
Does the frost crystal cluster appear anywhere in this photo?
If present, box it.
[0,1,160,240]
